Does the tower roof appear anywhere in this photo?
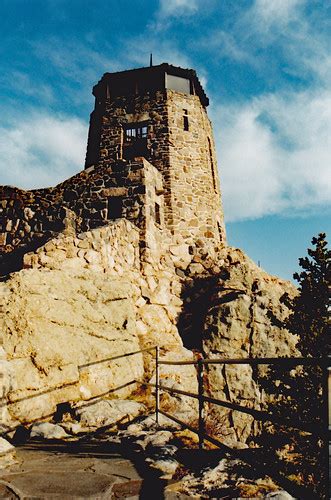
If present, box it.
[93,63,209,107]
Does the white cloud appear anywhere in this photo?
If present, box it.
[151,0,201,30]
[214,89,331,221]
[0,71,55,104]
[251,0,304,26]
[158,0,199,18]
[32,39,117,85]
[196,29,257,66]
[0,113,87,189]
[30,38,123,111]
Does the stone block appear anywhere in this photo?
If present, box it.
[102,187,128,197]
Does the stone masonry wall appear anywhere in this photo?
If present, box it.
[85,89,226,248]
[166,90,226,244]
[0,158,164,276]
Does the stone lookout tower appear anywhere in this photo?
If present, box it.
[85,63,226,246]
[0,63,226,275]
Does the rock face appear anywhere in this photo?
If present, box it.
[0,218,199,429]
[0,347,12,434]
[202,247,298,445]
[0,243,143,423]
[172,244,298,446]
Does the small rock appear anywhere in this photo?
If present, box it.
[150,444,178,458]
[265,492,295,500]
[30,422,70,440]
[146,457,179,479]
[0,437,16,469]
[140,414,181,431]
[77,400,145,428]
[188,263,205,274]
[60,422,84,435]
[126,423,144,434]
[144,431,173,448]
[0,437,14,455]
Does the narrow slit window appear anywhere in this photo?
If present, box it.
[217,221,223,240]
[208,137,217,192]
[155,202,161,225]
[183,109,189,131]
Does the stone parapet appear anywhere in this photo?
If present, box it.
[0,158,164,276]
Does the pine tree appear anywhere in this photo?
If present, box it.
[286,232,330,357]
[257,233,330,499]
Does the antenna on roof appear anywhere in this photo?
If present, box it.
[150,53,153,67]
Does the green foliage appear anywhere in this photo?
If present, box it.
[285,232,330,357]
[256,233,330,499]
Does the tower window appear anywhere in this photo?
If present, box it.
[183,109,189,131]
[107,197,123,219]
[125,125,148,142]
[155,202,161,225]
[165,73,190,94]
[123,122,149,160]
[208,137,217,192]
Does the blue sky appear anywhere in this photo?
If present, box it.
[0,0,330,281]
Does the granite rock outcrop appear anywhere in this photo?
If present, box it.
[0,217,297,446]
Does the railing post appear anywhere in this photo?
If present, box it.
[155,346,160,425]
[198,358,205,450]
[322,358,329,498]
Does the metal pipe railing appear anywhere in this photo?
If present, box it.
[154,354,328,448]
[159,356,329,367]
[155,346,160,425]
[78,346,156,370]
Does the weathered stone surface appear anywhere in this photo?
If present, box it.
[76,399,146,428]
[145,456,179,479]
[265,492,295,499]
[139,414,181,431]
[174,457,288,498]
[30,422,70,440]
[0,216,201,430]
[153,348,198,422]
[0,347,13,433]
[201,246,298,446]
[0,438,15,469]
[0,219,297,448]
[0,223,147,426]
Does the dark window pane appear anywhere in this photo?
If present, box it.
[155,202,161,225]
[108,197,123,219]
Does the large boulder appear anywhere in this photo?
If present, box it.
[202,247,298,445]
